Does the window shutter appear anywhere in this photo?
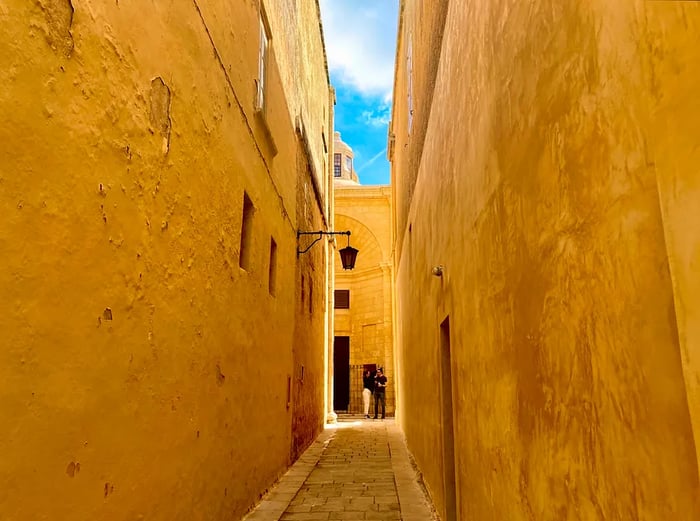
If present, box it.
[334,289,350,309]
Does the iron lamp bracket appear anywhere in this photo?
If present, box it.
[297,230,351,256]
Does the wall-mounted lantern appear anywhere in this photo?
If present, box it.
[297,230,359,270]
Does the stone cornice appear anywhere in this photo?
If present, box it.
[336,263,392,280]
[334,185,392,200]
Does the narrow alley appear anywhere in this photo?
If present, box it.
[244,418,436,521]
[2,1,700,520]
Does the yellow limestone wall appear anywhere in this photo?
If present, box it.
[334,186,394,414]
[391,1,700,519]
[646,3,700,477]
[0,1,332,519]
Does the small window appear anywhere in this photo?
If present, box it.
[334,289,350,309]
[345,156,352,172]
[256,16,269,111]
[239,192,254,270]
[268,237,277,295]
[334,153,342,177]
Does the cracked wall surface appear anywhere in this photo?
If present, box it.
[0,0,332,519]
[391,1,700,520]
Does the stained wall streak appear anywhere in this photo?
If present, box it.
[0,0,332,519]
[390,1,700,519]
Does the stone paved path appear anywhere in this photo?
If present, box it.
[244,418,437,521]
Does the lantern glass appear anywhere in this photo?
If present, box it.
[339,245,358,270]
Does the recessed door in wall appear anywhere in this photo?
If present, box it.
[333,336,350,412]
[440,317,458,521]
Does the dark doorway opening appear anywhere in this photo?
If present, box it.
[440,317,458,520]
[333,336,350,411]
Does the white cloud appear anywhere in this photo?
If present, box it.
[319,0,399,97]
[361,103,391,127]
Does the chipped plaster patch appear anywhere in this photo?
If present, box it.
[149,77,172,154]
[36,0,74,57]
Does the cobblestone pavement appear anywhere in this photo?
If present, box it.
[244,418,437,521]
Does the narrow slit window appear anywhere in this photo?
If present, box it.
[268,237,277,295]
[286,375,291,409]
[308,279,313,314]
[239,192,254,270]
[256,16,269,111]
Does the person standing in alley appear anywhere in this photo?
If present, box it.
[373,367,387,419]
[362,369,374,419]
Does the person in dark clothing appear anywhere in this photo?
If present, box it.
[362,369,374,419]
[373,367,387,419]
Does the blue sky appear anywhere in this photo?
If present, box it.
[319,0,399,186]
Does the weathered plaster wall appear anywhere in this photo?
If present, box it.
[261,0,332,210]
[645,3,700,475]
[0,0,331,519]
[391,1,700,519]
[291,149,330,461]
[389,0,449,258]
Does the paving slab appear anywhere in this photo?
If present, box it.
[244,417,438,521]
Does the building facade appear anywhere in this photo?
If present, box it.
[332,134,394,416]
[0,1,333,520]
[390,1,700,520]
[333,131,359,184]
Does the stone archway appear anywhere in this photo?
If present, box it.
[333,214,394,416]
